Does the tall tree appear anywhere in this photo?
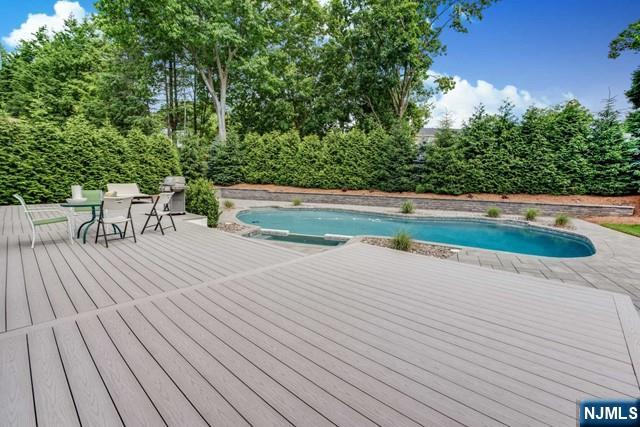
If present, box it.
[586,96,636,195]
[0,20,155,132]
[96,0,299,143]
[320,0,494,131]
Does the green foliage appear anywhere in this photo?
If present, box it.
[400,200,415,214]
[585,97,636,195]
[292,198,302,206]
[486,207,501,218]
[208,126,416,191]
[0,20,155,132]
[207,131,246,185]
[186,178,220,227]
[524,208,539,221]
[316,0,495,133]
[391,231,412,251]
[554,213,570,227]
[223,200,235,209]
[0,114,180,204]
[626,68,640,111]
[609,20,640,58]
[416,100,638,196]
[180,135,209,183]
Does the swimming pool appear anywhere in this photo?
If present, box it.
[237,208,595,258]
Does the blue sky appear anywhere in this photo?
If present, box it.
[1,1,639,126]
[429,0,640,125]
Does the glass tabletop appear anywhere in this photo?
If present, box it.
[60,201,101,208]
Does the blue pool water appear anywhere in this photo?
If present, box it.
[237,208,595,258]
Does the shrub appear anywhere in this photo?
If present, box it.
[487,207,501,218]
[208,131,245,185]
[415,184,427,193]
[391,231,412,251]
[555,213,570,227]
[292,198,302,206]
[223,200,235,209]
[186,178,220,227]
[524,208,539,221]
[400,200,415,214]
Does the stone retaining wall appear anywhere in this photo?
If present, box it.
[219,188,635,217]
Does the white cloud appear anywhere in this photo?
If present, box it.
[426,74,548,128]
[3,1,86,48]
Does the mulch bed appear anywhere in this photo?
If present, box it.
[361,237,455,259]
[227,183,640,211]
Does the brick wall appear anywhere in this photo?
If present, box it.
[219,188,635,217]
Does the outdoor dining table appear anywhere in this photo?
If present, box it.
[59,201,101,243]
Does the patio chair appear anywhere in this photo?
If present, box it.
[95,196,136,247]
[140,192,177,235]
[13,194,73,248]
[106,183,152,202]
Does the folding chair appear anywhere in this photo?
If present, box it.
[95,196,136,247]
[140,192,176,235]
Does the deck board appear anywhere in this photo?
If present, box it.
[28,328,80,426]
[0,335,35,426]
[0,236,7,332]
[2,203,640,426]
[77,315,166,426]
[54,322,123,427]
[6,235,30,330]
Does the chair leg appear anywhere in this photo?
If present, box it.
[67,219,74,245]
[122,221,128,239]
[102,221,109,248]
[169,214,177,231]
[130,218,137,243]
[95,220,100,244]
[140,210,153,235]
[158,216,165,235]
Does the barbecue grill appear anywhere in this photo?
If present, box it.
[160,176,186,214]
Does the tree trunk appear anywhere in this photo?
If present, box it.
[192,67,197,135]
[197,66,228,143]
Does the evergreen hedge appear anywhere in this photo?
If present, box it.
[418,101,638,196]
[208,124,416,192]
[206,101,639,196]
[0,114,181,204]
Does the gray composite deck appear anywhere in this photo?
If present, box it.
[1,204,640,426]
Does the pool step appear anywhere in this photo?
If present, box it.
[324,233,353,242]
[260,228,290,237]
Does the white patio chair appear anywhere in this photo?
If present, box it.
[140,192,177,235]
[95,196,136,247]
[13,194,73,248]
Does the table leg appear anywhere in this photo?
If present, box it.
[81,207,98,244]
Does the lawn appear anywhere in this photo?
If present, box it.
[602,223,640,237]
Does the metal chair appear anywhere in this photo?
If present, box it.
[95,196,136,247]
[13,194,73,248]
[140,192,176,235]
